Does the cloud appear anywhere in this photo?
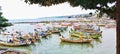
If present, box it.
[0,0,95,19]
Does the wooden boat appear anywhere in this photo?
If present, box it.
[46,32,52,35]
[90,36,101,39]
[40,34,48,37]
[70,34,80,37]
[71,33,102,39]
[74,26,80,30]
[97,24,105,27]
[70,31,102,39]
[83,30,102,34]
[60,37,92,43]
[70,32,83,38]
[105,24,116,28]
[0,40,31,47]
[70,31,85,37]
[84,28,94,31]
[34,36,41,40]
[89,33,102,39]
[52,30,61,33]
[2,33,17,35]
[61,23,72,26]
[70,31,83,34]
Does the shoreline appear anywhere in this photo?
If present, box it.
[0,48,29,54]
[10,20,79,24]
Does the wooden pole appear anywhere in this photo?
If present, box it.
[116,0,120,54]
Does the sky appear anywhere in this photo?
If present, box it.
[0,0,96,20]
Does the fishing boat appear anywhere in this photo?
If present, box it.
[52,30,61,33]
[70,34,80,37]
[83,30,102,34]
[97,23,105,27]
[70,30,102,38]
[34,36,41,40]
[90,35,101,39]
[1,32,17,35]
[70,31,85,37]
[71,33,102,39]
[89,33,102,39]
[60,26,68,31]
[0,40,31,47]
[40,34,48,38]
[84,28,94,31]
[61,23,72,26]
[46,31,52,35]
[105,23,116,28]
[52,25,62,33]
[60,37,92,43]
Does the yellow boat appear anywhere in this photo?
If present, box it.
[60,37,92,43]
[52,30,61,33]
[0,40,31,47]
[97,24,105,27]
[46,32,52,35]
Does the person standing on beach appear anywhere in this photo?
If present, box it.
[8,34,14,43]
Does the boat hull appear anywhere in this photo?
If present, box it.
[60,37,92,43]
[0,41,31,47]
